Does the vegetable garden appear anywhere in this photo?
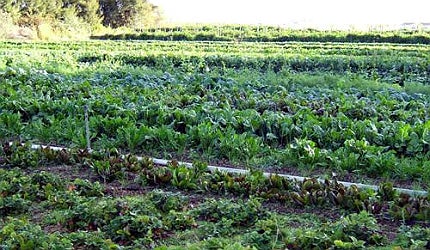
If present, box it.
[0,34,430,249]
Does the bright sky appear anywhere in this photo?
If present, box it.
[150,0,430,29]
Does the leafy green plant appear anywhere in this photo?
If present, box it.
[71,178,104,197]
[378,182,396,201]
[0,169,67,215]
[117,125,152,152]
[0,142,40,169]
[330,211,385,245]
[0,218,72,249]
[192,198,267,229]
[0,112,24,139]
[390,193,430,221]
[394,225,430,249]
[90,159,113,182]
[147,190,189,213]
[65,231,119,250]
[0,194,31,216]
[333,238,365,249]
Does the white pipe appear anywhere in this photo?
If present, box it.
[14,143,429,197]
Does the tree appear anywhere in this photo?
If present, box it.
[62,0,101,27]
[99,0,121,28]
[0,0,162,32]
[0,0,22,22]
[80,0,102,27]
[1,0,63,26]
[99,0,162,28]
[129,1,162,30]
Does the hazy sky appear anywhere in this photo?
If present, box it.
[150,0,430,29]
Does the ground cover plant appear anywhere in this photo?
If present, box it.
[0,35,430,248]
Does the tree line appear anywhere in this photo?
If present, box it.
[0,0,162,30]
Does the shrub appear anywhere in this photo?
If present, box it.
[0,10,15,39]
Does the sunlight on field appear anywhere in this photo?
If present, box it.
[151,0,430,29]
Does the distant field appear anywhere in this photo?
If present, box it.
[0,36,429,248]
[93,24,430,44]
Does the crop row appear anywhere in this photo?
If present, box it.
[2,40,429,82]
[1,40,430,183]
[2,167,428,250]
[1,142,429,221]
[1,39,430,248]
[1,66,429,183]
[2,40,428,85]
[3,40,429,59]
[91,24,430,44]
[78,52,430,84]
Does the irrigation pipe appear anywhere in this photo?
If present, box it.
[13,143,429,197]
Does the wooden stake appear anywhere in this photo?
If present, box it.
[84,104,91,152]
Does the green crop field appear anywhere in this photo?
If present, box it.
[1,32,430,249]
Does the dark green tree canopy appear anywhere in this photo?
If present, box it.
[0,0,161,28]
[100,0,161,28]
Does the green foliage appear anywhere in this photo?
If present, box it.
[0,113,24,139]
[11,45,425,182]
[0,0,161,38]
[330,211,385,245]
[192,198,268,231]
[99,0,161,28]
[65,231,119,250]
[283,212,384,249]
[332,238,365,249]
[0,194,31,216]
[156,241,256,250]
[0,150,426,249]
[0,10,16,38]
[66,0,102,28]
[0,168,68,215]
[94,24,430,44]
[44,191,196,247]
[390,193,430,221]
[394,226,430,249]
[0,37,429,250]
[0,217,73,249]
[378,182,396,201]
[72,178,104,197]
